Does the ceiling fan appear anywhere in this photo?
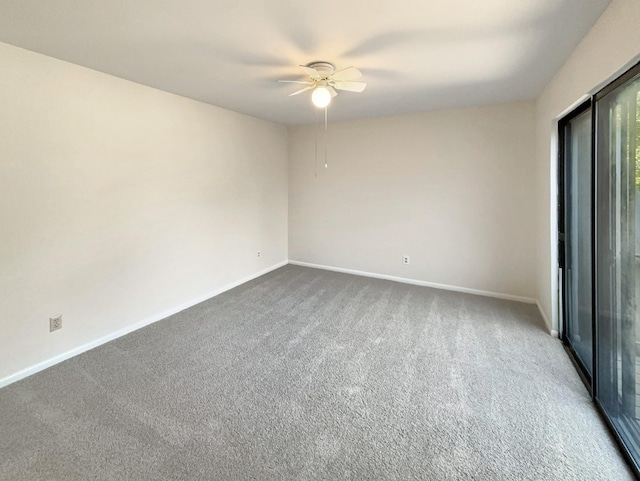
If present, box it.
[279,61,367,108]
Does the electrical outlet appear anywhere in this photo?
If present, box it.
[50,315,62,332]
[257,251,261,258]
[403,255,410,265]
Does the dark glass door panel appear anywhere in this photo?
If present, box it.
[562,107,594,376]
[595,67,640,466]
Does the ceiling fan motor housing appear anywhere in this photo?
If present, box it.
[306,61,335,79]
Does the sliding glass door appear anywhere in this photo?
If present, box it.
[560,62,640,474]
[595,66,640,463]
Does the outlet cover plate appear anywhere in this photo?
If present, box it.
[50,315,62,332]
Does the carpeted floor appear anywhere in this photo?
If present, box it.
[0,265,634,480]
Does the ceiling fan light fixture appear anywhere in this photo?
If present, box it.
[312,86,332,108]
[280,62,365,109]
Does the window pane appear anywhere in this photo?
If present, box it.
[564,108,593,374]
[596,70,640,462]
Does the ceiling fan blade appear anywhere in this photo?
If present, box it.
[278,80,315,85]
[288,86,315,96]
[300,66,321,79]
[333,81,367,93]
[327,86,338,97]
[331,66,362,81]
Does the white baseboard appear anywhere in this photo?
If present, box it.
[534,300,557,337]
[0,260,288,389]
[289,260,537,304]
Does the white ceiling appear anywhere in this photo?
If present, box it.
[0,0,610,125]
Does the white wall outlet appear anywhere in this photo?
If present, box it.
[257,251,261,258]
[403,255,410,265]
[50,315,62,332]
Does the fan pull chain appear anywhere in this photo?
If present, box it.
[324,107,328,168]
[314,108,319,177]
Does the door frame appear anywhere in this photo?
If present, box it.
[558,98,594,391]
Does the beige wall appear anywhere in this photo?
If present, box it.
[535,0,640,332]
[0,42,288,382]
[289,102,537,300]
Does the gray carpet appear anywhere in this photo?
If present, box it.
[0,265,634,480]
